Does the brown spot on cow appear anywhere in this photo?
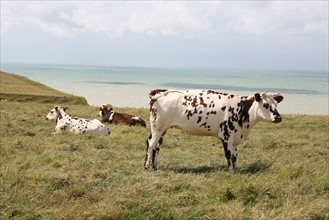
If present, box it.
[207,90,220,95]
[149,89,168,97]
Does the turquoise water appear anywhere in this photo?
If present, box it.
[1,63,328,115]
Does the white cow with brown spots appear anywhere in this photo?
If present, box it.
[46,106,110,136]
[144,89,283,172]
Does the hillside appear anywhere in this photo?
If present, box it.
[0,71,88,105]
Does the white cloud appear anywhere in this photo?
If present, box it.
[1,1,327,70]
[1,1,327,38]
[1,1,82,37]
[210,1,328,37]
[65,1,212,38]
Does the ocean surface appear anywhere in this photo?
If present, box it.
[1,63,328,115]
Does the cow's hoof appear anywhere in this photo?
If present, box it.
[229,167,235,173]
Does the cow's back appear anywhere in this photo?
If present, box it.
[151,90,236,136]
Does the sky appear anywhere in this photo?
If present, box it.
[1,1,328,71]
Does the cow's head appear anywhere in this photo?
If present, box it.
[99,105,114,122]
[99,105,110,117]
[254,93,283,123]
[46,106,60,121]
[46,106,66,121]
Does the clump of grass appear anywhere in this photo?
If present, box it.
[49,175,72,190]
[223,188,236,201]
[242,186,259,205]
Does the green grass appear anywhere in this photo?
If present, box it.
[1,101,328,219]
[0,72,88,105]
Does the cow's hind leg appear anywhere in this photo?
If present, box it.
[144,131,165,170]
[221,140,238,173]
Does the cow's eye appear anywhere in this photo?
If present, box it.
[263,103,270,109]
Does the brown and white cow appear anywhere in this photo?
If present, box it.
[144,89,283,172]
[99,105,146,127]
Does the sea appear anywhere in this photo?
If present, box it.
[1,63,328,115]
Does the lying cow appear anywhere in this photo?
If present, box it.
[144,89,283,172]
[46,106,110,136]
[99,105,146,127]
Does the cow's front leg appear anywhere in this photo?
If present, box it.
[222,141,237,173]
[151,147,160,170]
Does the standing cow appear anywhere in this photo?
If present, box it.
[46,106,110,136]
[144,89,283,172]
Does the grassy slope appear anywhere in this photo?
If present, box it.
[0,72,88,105]
[0,101,328,219]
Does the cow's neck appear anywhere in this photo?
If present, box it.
[247,100,260,129]
[56,110,68,123]
[237,96,259,130]
[109,112,115,122]
[56,112,62,123]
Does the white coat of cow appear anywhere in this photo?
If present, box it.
[144,89,283,172]
[46,106,110,136]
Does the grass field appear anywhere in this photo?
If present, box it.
[0,101,328,220]
[0,73,329,219]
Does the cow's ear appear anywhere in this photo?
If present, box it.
[63,107,67,112]
[274,95,284,103]
[255,93,262,102]
[55,106,59,111]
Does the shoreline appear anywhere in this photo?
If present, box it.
[1,66,328,116]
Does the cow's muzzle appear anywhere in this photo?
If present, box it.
[273,115,282,123]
